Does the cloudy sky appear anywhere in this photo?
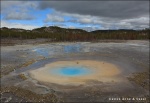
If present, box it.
[1,0,149,31]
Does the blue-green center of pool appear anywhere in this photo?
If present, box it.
[50,66,92,76]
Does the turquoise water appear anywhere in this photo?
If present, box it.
[51,66,92,76]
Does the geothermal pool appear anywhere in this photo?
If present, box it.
[50,66,92,76]
[29,60,120,85]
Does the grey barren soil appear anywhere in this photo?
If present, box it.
[1,40,149,103]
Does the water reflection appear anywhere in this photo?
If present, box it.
[32,44,82,57]
[63,44,81,53]
[32,48,52,57]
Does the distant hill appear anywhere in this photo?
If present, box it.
[32,26,87,34]
[1,26,149,41]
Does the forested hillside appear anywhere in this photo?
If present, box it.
[1,26,149,41]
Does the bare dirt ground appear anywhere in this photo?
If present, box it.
[1,40,149,103]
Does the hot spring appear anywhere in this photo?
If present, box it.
[29,60,121,85]
[50,66,92,77]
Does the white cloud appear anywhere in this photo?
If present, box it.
[39,1,149,19]
[1,1,149,30]
[1,1,38,20]
[1,21,39,30]
[52,10,149,30]
[1,1,38,11]
[76,18,93,24]
[44,14,65,22]
[4,12,35,20]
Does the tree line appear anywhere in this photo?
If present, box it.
[1,27,149,41]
